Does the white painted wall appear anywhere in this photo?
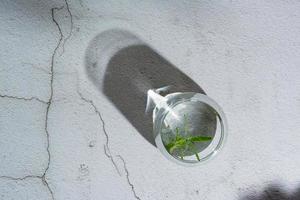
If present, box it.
[0,0,300,199]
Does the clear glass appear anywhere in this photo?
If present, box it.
[151,92,227,166]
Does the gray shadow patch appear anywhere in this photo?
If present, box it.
[85,29,205,146]
[239,184,300,200]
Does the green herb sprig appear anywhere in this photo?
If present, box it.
[164,115,212,161]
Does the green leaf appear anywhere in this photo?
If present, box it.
[190,143,201,161]
[189,136,212,142]
[163,116,213,161]
[165,142,175,152]
[195,153,200,161]
[169,139,186,153]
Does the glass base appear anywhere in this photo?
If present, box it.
[153,92,227,166]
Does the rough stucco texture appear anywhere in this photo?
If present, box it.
[0,0,300,200]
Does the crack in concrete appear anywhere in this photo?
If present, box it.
[75,72,141,199]
[0,94,48,104]
[3,4,74,198]
[74,67,142,198]
[77,90,142,199]
[117,155,142,200]
[2,1,141,199]
[0,175,54,199]
[76,89,121,176]
[38,6,65,200]
[0,4,71,200]
[103,145,122,175]
[61,0,73,55]
[1,1,74,199]
[0,175,42,181]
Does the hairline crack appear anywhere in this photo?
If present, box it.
[75,73,142,200]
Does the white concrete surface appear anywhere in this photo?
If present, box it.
[0,0,300,199]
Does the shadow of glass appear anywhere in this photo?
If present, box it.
[85,29,205,146]
[240,184,300,200]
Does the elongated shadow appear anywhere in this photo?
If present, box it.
[85,29,205,146]
[240,184,300,200]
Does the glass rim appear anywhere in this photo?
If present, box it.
[154,92,228,166]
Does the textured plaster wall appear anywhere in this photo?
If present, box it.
[0,0,300,200]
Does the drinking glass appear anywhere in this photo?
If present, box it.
[148,89,228,166]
